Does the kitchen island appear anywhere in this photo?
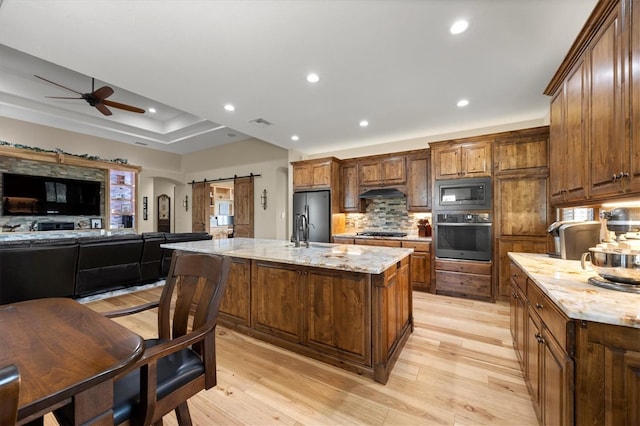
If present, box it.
[508,252,640,425]
[162,238,413,384]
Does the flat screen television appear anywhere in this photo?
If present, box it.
[2,173,101,216]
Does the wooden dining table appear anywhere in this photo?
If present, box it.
[0,297,144,425]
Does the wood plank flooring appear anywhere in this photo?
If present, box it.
[45,289,537,425]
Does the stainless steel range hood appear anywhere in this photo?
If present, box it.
[358,188,406,199]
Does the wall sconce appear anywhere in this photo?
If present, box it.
[183,194,189,211]
[260,189,268,210]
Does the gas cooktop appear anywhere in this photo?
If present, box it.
[356,231,407,237]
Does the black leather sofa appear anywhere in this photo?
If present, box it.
[0,232,213,303]
[0,238,78,304]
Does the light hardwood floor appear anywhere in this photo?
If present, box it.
[46,289,538,425]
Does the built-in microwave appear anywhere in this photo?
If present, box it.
[434,177,492,211]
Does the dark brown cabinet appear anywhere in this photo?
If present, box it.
[401,240,431,292]
[434,259,492,301]
[292,158,336,190]
[341,161,360,212]
[431,139,491,180]
[219,257,251,327]
[359,156,406,186]
[405,153,430,212]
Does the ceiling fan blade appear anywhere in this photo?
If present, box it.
[95,103,113,116]
[93,86,114,100]
[45,96,83,100]
[103,100,145,114]
[34,75,83,95]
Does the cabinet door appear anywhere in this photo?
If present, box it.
[496,177,550,237]
[433,147,461,179]
[461,142,491,177]
[219,257,251,327]
[312,163,331,187]
[359,161,381,186]
[293,164,313,189]
[495,135,548,174]
[251,261,304,342]
[510,282,527,369]
[527,308,543,421]
[564,57,590,202]
[341,163,360,212]
[542,329,574,426]
[406,154,430,211]
[381,157,406,184]
[629,0,640,193]
[409,251,430,292]
[589,5,625,198]
[549,88,567,203]
[306,269,371,365]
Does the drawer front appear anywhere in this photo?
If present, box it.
[356,238,402,248]
[436,259,491,275]
[333,237,355,244]
[402,241,431,252]
[527,280,571,350]
[510,262,527,292]
[436,270,491,299]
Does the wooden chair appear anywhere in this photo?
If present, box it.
[106,252,231,426]
[0,364,20,425]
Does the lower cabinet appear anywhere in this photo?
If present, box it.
[219,257,251,327]
[402,241,431,292]
[435,259,492,301]
[575,321,640,425]
[510,261,575,426]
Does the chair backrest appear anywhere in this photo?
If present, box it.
[157,252,231,386]
[0,364,20,425]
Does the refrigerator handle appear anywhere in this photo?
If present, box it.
[305,205,316,229]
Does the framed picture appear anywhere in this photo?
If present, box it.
[91,218,103,229]
[121,203,131,214]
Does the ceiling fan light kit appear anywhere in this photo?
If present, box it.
[34,75,145,116]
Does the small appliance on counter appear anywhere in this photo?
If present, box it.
[581,208,640,293]
[547,220,601,260]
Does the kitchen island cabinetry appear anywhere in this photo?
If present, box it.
[509,253,640,425]
[163,238,413,384]
[402,240,431,292]
[430,139,491,180]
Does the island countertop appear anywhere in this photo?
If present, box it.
[508,252,640,329]
[163,238,413,274]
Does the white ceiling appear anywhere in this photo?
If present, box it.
[0,0,597,155]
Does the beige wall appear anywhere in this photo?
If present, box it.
[0,117,290,239]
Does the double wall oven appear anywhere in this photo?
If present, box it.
[433,177,492,261]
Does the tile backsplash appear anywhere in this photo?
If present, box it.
[345,198,431,233]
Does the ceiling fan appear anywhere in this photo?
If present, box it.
[34,75,145,116]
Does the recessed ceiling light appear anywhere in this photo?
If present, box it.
[306,73,320,83]
[291,135,300,141]
[457,99,470,107]
[450,19,469,35]
[359,120,369,127]
[148,107,156,113]
[224,104,235,112]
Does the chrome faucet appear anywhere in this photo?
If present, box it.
[294,213,310,248]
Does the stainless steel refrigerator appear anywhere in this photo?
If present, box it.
[292,190,331,243]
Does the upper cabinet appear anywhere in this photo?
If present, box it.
[359,156,406,186]
[406,152,431,211]
[292,157,340,190]
[431,139,492,180]
[341,160,360,213]
[545,0,640,205]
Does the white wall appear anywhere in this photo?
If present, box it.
[0,117,290,238]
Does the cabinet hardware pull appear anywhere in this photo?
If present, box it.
[535,303,543,309]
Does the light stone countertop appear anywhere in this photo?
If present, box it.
[163,237,413,275]
[508,252,640,329]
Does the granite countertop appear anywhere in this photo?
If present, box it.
[163,238,413,274]
[508,252,640,329]
[333,233,432,242]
